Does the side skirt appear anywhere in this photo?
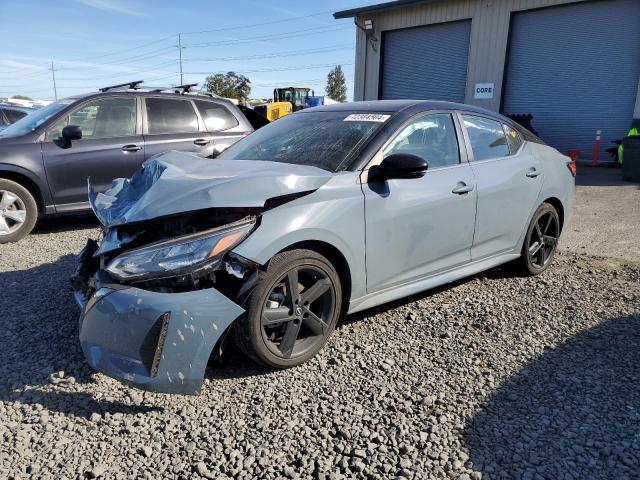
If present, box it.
[348,252,520,314]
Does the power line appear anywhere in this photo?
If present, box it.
[184,25,352,48]
[251,77,354,88]
[180,10,334,36]
[185,44,351,62]
[66,35,176,63]
[185,62,354,76]
[2,10,337,75]
[55,46,175,71]
[55,60,178,81]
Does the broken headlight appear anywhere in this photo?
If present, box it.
[105,219,255,281]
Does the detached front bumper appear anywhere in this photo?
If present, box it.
[77,282,244,395]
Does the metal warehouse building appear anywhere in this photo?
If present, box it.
[334,0,640,158]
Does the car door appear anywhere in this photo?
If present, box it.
[42,96,143,209]
[142,96,215,161]
[193,99,248,155]
[362,112,477,293]
[460,113,543,260]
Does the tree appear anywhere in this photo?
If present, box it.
[325,65,347,102]
[10,95,32,101]
[203,72,251,101]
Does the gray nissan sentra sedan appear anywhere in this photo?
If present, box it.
[72,100,575,395]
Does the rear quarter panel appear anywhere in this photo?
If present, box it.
[518,142,576,249]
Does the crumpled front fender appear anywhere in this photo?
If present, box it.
[79,286,244,395]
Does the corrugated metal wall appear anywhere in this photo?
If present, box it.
[380,20,471,101]
[502,0,640,155]
[353,0,640,122]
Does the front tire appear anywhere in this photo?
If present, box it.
[517,202,560,276]
[0,179,38,244]
[234,249,342,369]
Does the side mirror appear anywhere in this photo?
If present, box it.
[370,153,428,181]
[57,125,82,148]
[62,125,82,141]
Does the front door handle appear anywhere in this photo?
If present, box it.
[121,144,142,152]
[452,182,474,195]
[526,167,542,178]
[194,138,211,146]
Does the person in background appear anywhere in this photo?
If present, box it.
[618,119,640,164]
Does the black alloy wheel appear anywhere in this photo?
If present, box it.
[519,202,560,275]
[261,264,335,359]
[235,249,342,368]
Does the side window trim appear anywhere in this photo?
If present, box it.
[371,110,465,171]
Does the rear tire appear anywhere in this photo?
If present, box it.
[517,202,560,276]
[234,249,342,369]
[0,179,38,244]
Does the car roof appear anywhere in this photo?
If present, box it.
[62,90,238,106]
[302,99,512,122]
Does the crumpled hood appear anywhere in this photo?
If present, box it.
[89,151,333,227]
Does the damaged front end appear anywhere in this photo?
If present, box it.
[71,215,260,395]
[70,153,331,394]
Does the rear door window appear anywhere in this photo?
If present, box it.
[145,98,199,134]
[194,100,239,131]
[462,115,510,161]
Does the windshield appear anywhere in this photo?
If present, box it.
[0,100,73,137]
[217,111,387,171]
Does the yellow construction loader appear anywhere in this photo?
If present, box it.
[253,86,314,121]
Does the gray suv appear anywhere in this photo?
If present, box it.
[0,82,261,243]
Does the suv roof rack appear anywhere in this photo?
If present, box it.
[99,80,144,92]
[99,81,213,95]
[97,81,232,100]
[147,83,199,93]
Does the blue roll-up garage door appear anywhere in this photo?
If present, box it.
[381,20,471,102]
[503,0,640,157]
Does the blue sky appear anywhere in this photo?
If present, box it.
[0,0,365,101]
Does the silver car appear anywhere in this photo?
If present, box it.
[72,100,575,394]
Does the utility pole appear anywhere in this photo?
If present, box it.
[49,60,58,100]
[177,33,184,85]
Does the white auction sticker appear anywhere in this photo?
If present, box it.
[344,113,390,122]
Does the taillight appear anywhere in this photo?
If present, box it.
[567,160,577,177]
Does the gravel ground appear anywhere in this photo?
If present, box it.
[1,177,639,479]
[560,165,640,262]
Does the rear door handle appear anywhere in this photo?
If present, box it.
[121,144,142,152]
[452,182,474,195]
[194,138,211,146]
[526,167,542,178]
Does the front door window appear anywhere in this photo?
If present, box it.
[383,113,460,169]
[45,97,136,141]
